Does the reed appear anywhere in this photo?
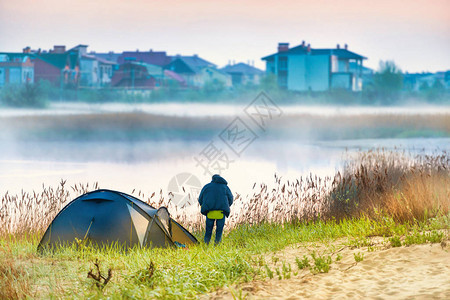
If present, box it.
[327,150,449,222]
[1,150,448,238]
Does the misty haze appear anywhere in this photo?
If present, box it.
[0,102,449,197]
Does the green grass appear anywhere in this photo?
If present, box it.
[1,214,448,299]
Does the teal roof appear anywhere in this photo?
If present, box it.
[34,52,79,69]
[262,43,366,60]
[0,52,33,63]
[170,55,216,73]
[221,62,264,75]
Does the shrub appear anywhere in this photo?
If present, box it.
[1,83,47,108]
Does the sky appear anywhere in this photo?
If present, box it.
[1,0,449,73]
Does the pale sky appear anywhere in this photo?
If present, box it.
[1,0,449,72]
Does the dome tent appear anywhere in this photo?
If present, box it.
[38,189,197,251]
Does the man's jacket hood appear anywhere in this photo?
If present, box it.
[212,174,228,185]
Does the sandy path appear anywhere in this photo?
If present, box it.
[208,239,450,299]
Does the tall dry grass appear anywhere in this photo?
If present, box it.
[0,150,448,238]
[328,150,449,222]
[0,181,98,237]
[0,244,32,299]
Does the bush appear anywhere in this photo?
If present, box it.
[1,83,48,108]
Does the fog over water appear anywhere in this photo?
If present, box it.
[1,102,450,118]
[0,102,449,199]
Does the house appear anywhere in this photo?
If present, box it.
[350,62,373,86]
[110,62,156,89]
[32,45,80,87]
[220,62,264,86]
[262,42,366,91]
[415,72,449,90]
[163,69,187,87]
[117,50,172,67]
[0,52,34,87]
[68,45,97,87]
[165,55,231,88]
[84,49,118,87]
[78,54,99,87]
[59,45,117,87]
[92,50,171,87]
[95,56,117,86]
[90,51,121,64]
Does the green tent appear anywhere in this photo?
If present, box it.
[38,189,197,251]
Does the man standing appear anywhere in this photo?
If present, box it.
[198,174,233,245]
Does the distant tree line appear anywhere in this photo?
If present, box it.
[362,60,447,104]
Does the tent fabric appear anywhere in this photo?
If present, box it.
[170,219,198,245]
[38,189,198,251]
[157,207,171,236]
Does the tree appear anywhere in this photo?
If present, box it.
[372,61,403,104]
[202,79,225,97]
[424,79,445,102]
[259,74,278,91]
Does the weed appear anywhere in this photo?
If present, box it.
[348,236,372,249]
[310,252,332,274]
[404,231,444,246]
[389,236,402,247]
[275,267,282,280]
[264,264,273,279]
[281,262,292,279]
[133,261,156,285]
[354,252,364,263]
[272,256,279,265]
[229,287,249,300]
[87,259,113,289]
[0,257,31,299]
[295,255,310,270]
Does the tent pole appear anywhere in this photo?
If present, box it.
[83,218,94,240]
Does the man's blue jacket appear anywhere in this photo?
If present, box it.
[198,175,233,217]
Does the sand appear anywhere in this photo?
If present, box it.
[207,237,450,299]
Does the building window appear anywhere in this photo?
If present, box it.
[278,56,288,70]
[278,70,287,88]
